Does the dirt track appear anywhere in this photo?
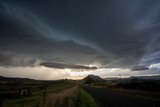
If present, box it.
[83,86,160,107]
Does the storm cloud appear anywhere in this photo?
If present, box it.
[131,66,149,71]
[0,0,160,71]
[40,62,97,70]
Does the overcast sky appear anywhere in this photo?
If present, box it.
[0,0,160,80]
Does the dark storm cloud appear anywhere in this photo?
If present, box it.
[40,62,97,70]
[1,0,160,69]
[0,2,105,67]
[131,66,149,71]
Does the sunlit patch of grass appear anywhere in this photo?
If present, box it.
[40,86,78,107]
[40,86,98,107]
[77,87,98,107]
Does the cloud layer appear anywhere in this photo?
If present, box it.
[0,0,160,71]
[40,62,97,70]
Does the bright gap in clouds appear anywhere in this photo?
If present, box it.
[149,63,160,69]
[0,66,69,80]
[63,67,160,79]
[1,66,160,80]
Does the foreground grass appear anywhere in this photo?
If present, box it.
[5,84,98,107]
[40,86,78,107]
[77,86,97,107]
[5,83,76,107]
[40,86,98,107]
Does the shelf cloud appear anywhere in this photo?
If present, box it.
[1,0,160,79]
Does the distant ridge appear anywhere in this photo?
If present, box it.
[129,75,160,80]
[0,75,35,81]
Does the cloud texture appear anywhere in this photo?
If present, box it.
[0,0,160,71]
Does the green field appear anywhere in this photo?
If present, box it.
[1,75,160,107]
[0,79,97,107]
